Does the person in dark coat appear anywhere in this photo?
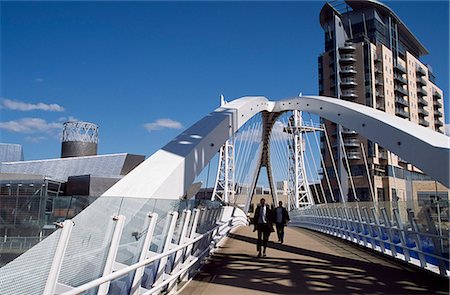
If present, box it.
[275,201,290,244]
[253,198,274,257]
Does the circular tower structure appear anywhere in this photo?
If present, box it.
[61,121,98,158]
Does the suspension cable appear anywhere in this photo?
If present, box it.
[360,142,376,203]
[308,116,336,202]
[338,131,358,201]
[323,124,346,203]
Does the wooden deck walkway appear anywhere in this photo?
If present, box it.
[180,226,449,295]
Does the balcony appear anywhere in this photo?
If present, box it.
[340,78,357,87]
[394,86,408,96]
[340,66,357,75]
[376,91,384,98]
[376,102,385,111]
[375,79,384,86]
[434,109,443,117]
[395,107,409,118]
[341,90,358,100]
[343,138,360,147]
[433,92,442,99]
[374,67,383,74]
[394,74,407,85]
[434,119,444,126]
[378,150,388,160]
[433,99,443,108]
[342,128,358,135]
[416,76,427,86]
[339,54,356,63]
[339,42,356,52]
[395,96,408,106]
[374,54,382,63]
[419,118,430,127]
[394,63,407,73]
[417,97,428,106]
[347,151,361,160]
[418,107,429,116]
[416,65,426,76]
[417,87,428,96]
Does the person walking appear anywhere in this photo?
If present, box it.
[253,198,274,257]
[275,201,290,244]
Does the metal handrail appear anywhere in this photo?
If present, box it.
[61,215,247,295]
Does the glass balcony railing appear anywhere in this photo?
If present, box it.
[433,92,442,99]
[418,107,429,116]
[394,74,407,84]
[395,96,409,106]
[434,109,443,117]
[417,97,428,106]
[340,66,357,75]
[433,99,443,108]
[395,107,409,118]
[417,87,428,96]
[419,118,430,127]
[339,54,356,63]
[394,63,407,73]
[416,65,427,76]
[434,119,444,126]
[416,76,427,86]
[394,86,408,96]
[347,151,361,160]
[340,78,357,87]
[340,90,358,100]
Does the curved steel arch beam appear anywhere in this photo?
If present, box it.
[104,95,449,199]
[274,96,450,188]
[103,96,274,199]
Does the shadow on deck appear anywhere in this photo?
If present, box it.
[180,226,449,295]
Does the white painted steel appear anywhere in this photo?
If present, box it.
[43,220,74,295]
[104,95,448,203]
[291,203,449,276]
[98,215,126,295]
[60,207,248,295]
[131,213,158,295]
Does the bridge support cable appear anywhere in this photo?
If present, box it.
[338,131,359,202]
[323,124,346,203]
[303,123,327,204]
[268,116,291,202]
[235,115,261,188]
[360,142,376,204]
[307,116,336,203]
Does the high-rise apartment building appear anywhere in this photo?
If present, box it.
[318,0,447,204]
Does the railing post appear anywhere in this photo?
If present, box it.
[392,208,410,262]
[371,207,386,254]
[362,207,376,250]
[380,208,397,258]
[422,207,447,276]
[130,213,158,295]
[407,209,427,268]
[180,208,200,282]
[152,211,178,292]
[43,220,74,295]
[167,209,192,293]
[97,215,126,295]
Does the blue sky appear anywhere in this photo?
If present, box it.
[1,1,449,161]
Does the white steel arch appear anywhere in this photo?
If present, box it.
[103,95,449,201]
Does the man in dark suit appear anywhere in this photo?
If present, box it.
[275,201,290,244]
[253,198,274,257]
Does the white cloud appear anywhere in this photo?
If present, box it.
[0,118,61,134]
[143,118,183,132]
[1,98,65,112]
[57,116,78,122]
[24,136,46,143]
[445,124,450,136]
[34,78,44,83]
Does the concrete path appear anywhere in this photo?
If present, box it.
[180,226,449,295]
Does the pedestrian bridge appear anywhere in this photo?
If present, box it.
[0,96,449,294]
